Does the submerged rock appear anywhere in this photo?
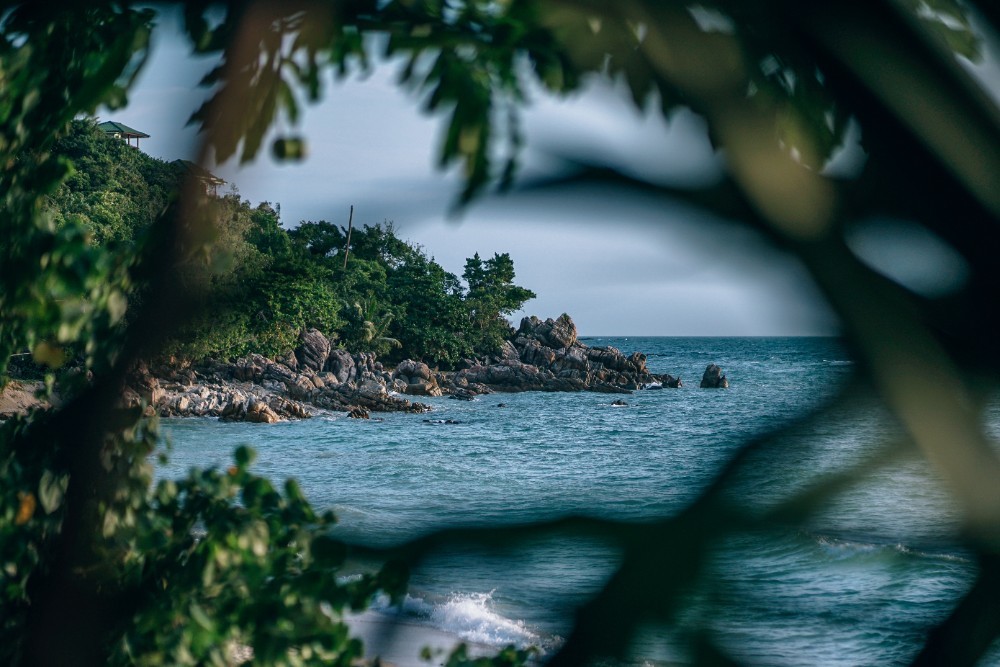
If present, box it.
[348,406,370,419]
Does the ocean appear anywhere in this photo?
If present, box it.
[157,337,999,665]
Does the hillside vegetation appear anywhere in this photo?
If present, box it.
[43,120,535,369]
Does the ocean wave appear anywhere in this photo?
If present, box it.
[812,534,969,564]
[370,590,545,650]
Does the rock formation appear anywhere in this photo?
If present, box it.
[392,359,443,397]
[700,363,729,388]
[443,314,681,396]
[118,315,688,423]
[295,328,331,372]
[124,334,431,422]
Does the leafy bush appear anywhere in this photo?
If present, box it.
[6,1,1000,666]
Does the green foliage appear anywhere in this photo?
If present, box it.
[463,253,536,355]
[4,1,1000,666]
[112,446,406,666]
[27,114,537,368]
[160,208,531,365]
[44,119,179,244]
[0,4,154,385]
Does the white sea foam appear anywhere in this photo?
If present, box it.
[370,590,542,649]
[813,535,969,564]
[431,591,539,647]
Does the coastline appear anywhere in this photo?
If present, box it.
[121,314,687,424]
[3,316,725,427]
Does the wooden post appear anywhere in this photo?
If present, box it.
[342,205,354,270]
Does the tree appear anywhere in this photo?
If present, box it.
[463,252,536,355]
[43,119,179,244]
[3,1,1000,666]
[288,219,345,260]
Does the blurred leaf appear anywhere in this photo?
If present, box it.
[37,469,68,514]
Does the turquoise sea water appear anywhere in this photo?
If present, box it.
[158,337,998,665]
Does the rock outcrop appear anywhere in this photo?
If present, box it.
[443,315,681,396]
[295,328,331,372]
[392,359,443,397]
[125,333,431,422]
[700,363,729,388]
[119,316,692,423]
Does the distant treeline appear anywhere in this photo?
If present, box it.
[43,120,535,368]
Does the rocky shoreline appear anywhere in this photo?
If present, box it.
[118,314,704,423]
[3,314,728,423]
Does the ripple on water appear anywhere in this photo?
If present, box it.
[157,337,976,665]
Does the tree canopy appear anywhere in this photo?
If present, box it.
[31,121,536,367]
[3,1,1000,666]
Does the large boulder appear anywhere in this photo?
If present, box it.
[353,352,381,381]
[262,359,296,383]
[547,313,578,348]
[266,396,312,419]
[586,346,629,372]
[245,399,281,424]
[454,361,553,392]
[519,313,577,349]
[230,353,270,383]
[286,374,318,399]
[295,328,331,372]
[497,339,520,362]
[700,364,729,388]
[348,406,370,419]
[277,349,299,372]
[627,352,648,375]
[393,359,442,397]
[551,346,588,373]
[220,397,281,423]
[662,374,682,388]
[394,359,432,382]
[325,348,356,384]
[403,381,442,397]
[517,338,556,367]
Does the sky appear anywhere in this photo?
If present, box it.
[97,6,999,336]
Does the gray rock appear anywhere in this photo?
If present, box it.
[700,364,729,388]
[325,348,356,384]
[277,349,299,372]
[519,313,577,349]
[295,328,331,372]
[498,339,520,361]
[286,375,316,399]
[394,359,433,382]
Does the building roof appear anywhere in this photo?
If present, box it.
[172,159,226,186]
[98,120,150,138]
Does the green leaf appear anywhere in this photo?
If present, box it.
[234,445,256,468]
[189,602,214,631]
[37,469,68,514]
